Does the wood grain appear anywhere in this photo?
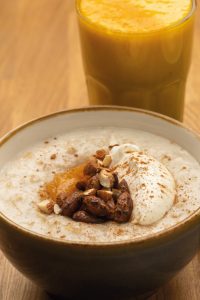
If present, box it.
[0,1,200,299]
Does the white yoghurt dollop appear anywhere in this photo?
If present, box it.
[110,144,176,226]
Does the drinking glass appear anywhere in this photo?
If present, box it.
[76,0,196,121]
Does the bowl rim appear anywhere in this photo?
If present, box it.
[0,105,200,248]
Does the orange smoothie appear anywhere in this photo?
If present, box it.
[76,0,196,120]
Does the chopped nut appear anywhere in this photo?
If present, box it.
[106,199,116,220]
[99,169,114,188]
[73,210,104,224]
[50,154,57,160]
[95,149,107,160]
[118,179,130,193]
[97,159,103,167]
[83,188,97,196]
[58,191,82,217]
[112,188,122,200]
[38,200,54,214]
[114,192,133,223]
[55,191,67,207]
[113,173,119,188]
[54,203,62,215]
[83,158,99,176]
[102,187,112,191]
[102,155,112,167]
[76,180,87,191]
[87,174,101,190]
[97,190,113,201]
[56,199,64,208]
[83,196,108,217]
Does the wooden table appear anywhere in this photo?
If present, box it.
[0,1,199,299]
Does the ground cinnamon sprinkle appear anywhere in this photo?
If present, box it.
[158,183,166,189]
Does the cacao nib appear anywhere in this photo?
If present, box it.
[73,210,104,224]
[83,159,99,176]
[87,174,101,190]
[60,192,82,217]
[114,192,133,223]
[118,179,130,193]
[113,172,119,188]
[76,181,87,191]
[83,196,108,217]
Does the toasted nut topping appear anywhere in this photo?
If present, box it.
[55,191,67,207]
[97,190,113,201]
[83,196,108,217]
[99,169,114,188]
[118,179,130,193]
[40,148,133,224]
[112,188,122,200]
[83,188,97,196]
[73,210,104,224]
[95,149,107,160]
[113,172,119,188]
[54,203,62,215]
[60,191,82,217]
[102,155,112,167]
[114,192,133,223]
[87,174,101,190]
[97,159,103,166]
[105,199,115,220]
[38,200,54,214]
[76,180,87,191]
[102,187,112,190]
[83,158,99,176]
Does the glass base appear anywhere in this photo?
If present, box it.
[86,75,186,121]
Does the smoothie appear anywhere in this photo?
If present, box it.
[77,0,195,120]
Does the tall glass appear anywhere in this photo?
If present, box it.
[76,1,196,121]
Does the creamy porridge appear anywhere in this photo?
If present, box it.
[0,127,199,243]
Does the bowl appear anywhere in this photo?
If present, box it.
[0,106,200,299]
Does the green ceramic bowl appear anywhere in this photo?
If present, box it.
[0,106,200,299]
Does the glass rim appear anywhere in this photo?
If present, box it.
[76,0,197,36]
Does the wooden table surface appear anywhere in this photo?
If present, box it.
[0,1,200,299]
